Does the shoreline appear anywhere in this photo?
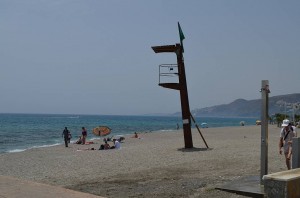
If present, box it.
[1,124,258,154]
[0,125,288,197]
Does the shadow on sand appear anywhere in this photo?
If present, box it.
[177,147,212,152]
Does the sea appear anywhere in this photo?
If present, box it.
[0,113,257,154]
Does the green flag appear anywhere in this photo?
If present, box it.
[178,22,185,52]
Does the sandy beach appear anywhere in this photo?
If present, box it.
[0,125,289,198]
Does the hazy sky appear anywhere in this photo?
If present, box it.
[1,1,300,115]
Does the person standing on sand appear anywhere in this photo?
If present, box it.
[67,130,72,143]
[81,127,87,145]
[62,127,70,147]
[279,119,296,170]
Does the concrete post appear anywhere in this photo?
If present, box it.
[260,80,269,184]
[292,137,300,169]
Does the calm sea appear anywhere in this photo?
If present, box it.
[0,113,257,153]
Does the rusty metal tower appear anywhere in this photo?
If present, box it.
[151,43,193,148]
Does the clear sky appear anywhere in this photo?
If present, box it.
[1,0,300,115]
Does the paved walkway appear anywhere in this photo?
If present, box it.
[0,176,105,198]
[216,175,264,198]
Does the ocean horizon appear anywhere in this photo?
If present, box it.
[0,113,258,153]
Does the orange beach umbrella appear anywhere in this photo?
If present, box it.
[92,126,112,136]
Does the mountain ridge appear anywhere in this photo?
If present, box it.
[188,93,300,118]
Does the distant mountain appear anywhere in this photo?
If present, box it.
[189,93,300,118]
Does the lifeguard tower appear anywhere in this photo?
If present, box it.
[151,43,193,148]
[151,23,209,149]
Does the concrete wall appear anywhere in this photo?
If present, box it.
[263,168,300,198]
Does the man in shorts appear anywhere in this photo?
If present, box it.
[279,119,297,170]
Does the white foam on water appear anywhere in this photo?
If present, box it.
[7,149,26,153]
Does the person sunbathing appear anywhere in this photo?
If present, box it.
[104,141,111,149]
[77,148,95,151]
[99,141,111,150]
[75,136,82,144]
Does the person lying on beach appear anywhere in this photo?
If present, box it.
[75,136,93,145]
[119,136,125,142]
[77,148,95,151]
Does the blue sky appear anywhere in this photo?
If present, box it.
[1,0,300,115]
